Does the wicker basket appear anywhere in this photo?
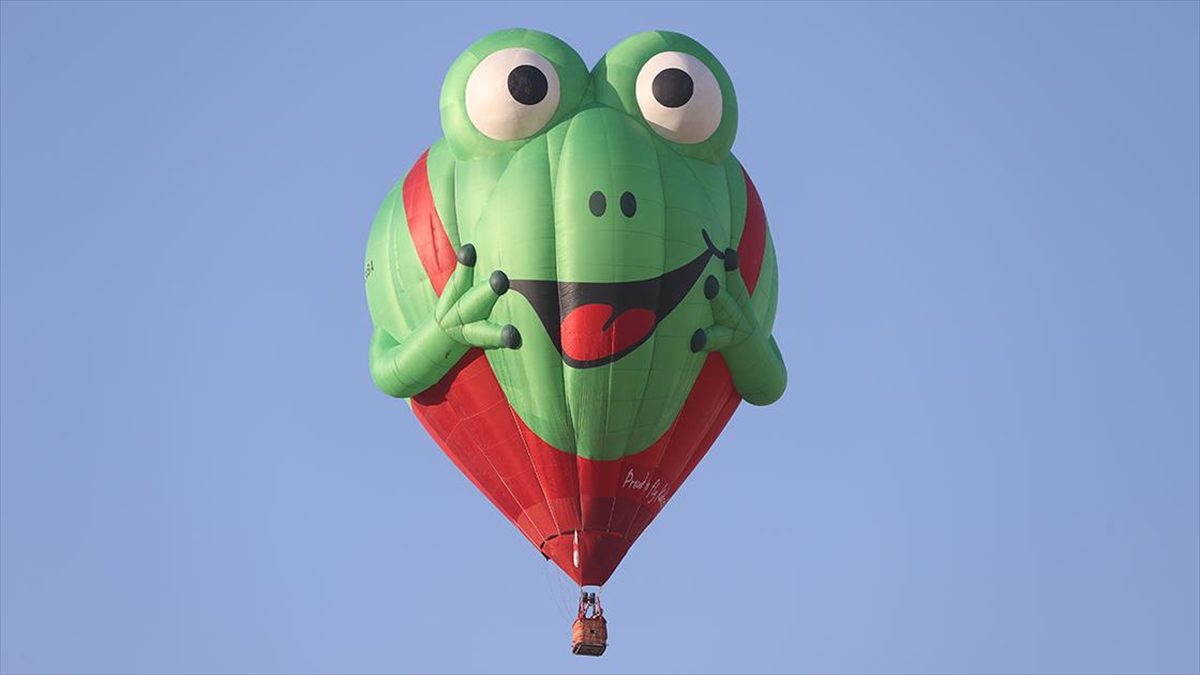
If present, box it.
[571,615,608,656]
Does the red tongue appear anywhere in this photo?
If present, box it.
[560,304,656,362]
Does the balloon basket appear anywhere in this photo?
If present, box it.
[570,591,607,656]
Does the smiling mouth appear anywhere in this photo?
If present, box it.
[508,230,725,369]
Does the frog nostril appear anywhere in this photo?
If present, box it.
[588,191,606,217]
[620,191,637,218]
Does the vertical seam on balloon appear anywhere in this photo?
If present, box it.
[613,124,663,460]
[479,146,555,535]
[604,128,669,535]
[488,150,562,543]
[545,123,583,537]
[680,154,727,248]
[391,176,427,333]
[612,142,719,534]
[436,141,461,251]
[597,111,622,510]
[723,154,746,249]
[620,144,682,442]
[612,143,695,538]
[599,113,626,537]
[384,183,406,328]
[553,116,587,557]
[501,401,557,538]
[547,119,578,452]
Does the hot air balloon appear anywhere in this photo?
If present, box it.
[363,28,786,655]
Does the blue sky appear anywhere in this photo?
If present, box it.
[1,2,1197,673]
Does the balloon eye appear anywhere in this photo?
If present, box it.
[466,48,561,141]
[636,52,723,145]
[652,68,693,108]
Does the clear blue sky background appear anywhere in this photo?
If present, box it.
[2,2,1197,673]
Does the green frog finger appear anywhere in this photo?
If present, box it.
[435,244,479,321]
[458,321,522,350]
[441,271,509,330]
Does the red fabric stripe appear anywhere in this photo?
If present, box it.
[402,150,457,295]
[740,167,768,294]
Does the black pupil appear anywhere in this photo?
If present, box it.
[652,68,693,108]
[508,65,548,106]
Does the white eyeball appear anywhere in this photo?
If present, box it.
[635,51,723,144]
[465,48,561,141]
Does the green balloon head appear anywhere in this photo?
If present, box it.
[365,28,785,461]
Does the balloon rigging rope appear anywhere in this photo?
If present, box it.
[543,561,575,621]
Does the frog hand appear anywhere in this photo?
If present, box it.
[435,244,522,350]
[690,248,787,406]
[690,249,757,355]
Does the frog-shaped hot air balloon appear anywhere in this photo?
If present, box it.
[364,28,786,654]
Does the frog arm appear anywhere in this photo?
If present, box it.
[368,244,521,398]
[719,333,787,406]
[691,251,787,406]
[369,323,468,398]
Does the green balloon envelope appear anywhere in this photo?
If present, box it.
[364,28,786,586]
